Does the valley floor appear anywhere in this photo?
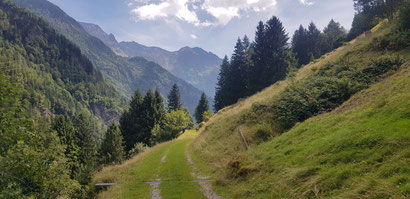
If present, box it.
[92,130,222,199]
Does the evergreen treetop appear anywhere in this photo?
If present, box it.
[167,83,182,112]
[194,92,210,123]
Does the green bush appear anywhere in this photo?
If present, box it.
[254,123,274,142]
[128,142,148,158]
[273,56,403,130]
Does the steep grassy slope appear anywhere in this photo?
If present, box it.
[191,21,410,198]
[11,0,206,114]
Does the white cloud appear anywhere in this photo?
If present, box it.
[190,34,198,39]
[299,0,314,6]
[131,2,169,20]
[129,0,278,26]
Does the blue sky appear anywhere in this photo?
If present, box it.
[48,0,355,57]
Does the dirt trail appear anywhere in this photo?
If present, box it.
[148,181,162,199]
[185,149,224,199]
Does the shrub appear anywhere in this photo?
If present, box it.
[273,56,403,130]
[128,142,147,158]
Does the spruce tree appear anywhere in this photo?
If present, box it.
[307,22,321,59]
[251,16,291,92]
[99,123,125,164]
[292,25,310,66]
[194,93,210,123]
[140,89,156,145]
[120,89,143,151]
[73,113,96,184]
[250,21,266,92]
[214,56,231,111]
[154,89,166,125]
[52,115,80,177]
[229,37,249,102]
[320,19,347,53]
[167,83,182,112]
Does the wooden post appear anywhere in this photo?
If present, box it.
[238,129,249,150]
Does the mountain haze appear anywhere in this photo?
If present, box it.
[12,0,206,114]
[79,22,222,98]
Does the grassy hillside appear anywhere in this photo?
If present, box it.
[191,20,410,198]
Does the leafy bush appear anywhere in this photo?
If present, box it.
[128,142,148,158]
[273,56,404,130]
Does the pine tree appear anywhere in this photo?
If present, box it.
[73,114,96,166]
[154,88,166,125]
[229,37,249,103]
[307,22,321,59]
[120,89,143,151]
[250,21,266,92]
[292,25,310,66]
[52,115,80,177]
[99,123,125,164]
[194,93,210,123]
[167,83,182,112]
[73,113,96,184]
[251,16,291,92]
[320,19,347,53]
[140,89,156,145]
[214,56,231,111]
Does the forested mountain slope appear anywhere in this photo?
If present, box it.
[79,21,221,98]
[120,42,222,98]
[0,0,131,197]
[0,0,122,122]
[191,16,410,199]
[12,0,206,114]
[79,21,222,98]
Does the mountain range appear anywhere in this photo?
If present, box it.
[79,22,222,98]
[12,0,209,114]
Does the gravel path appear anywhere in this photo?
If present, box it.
[148,181,162,199]
[185,150,224,199]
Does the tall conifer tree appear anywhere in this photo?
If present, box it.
[214,56,231,111]
[194,93,210,123]
[167,83,182,112]
[99,123,125,164]
[120,89,143,151]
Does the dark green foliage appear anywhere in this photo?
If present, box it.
[0,0,123,122]
[120,89,166,150]
[120,89,144,151]
[348,0,405,40]
[214,16,295,111]
[167,83,182,112]
[292,25,310,66]
[320,19,347,54]
[99,123,125,164]
[52,115,80,177]
[195,93,210,123]
[292,20,346,67]
[0,71,79,198]
[214,56,231,111]
[251,16,292,93]
[73,113,97,184]
[370,1,410,51]
[273,55,404,129]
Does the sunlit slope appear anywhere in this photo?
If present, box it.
[191,22,410,198]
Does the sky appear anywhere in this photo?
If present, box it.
[48,0,355,57]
